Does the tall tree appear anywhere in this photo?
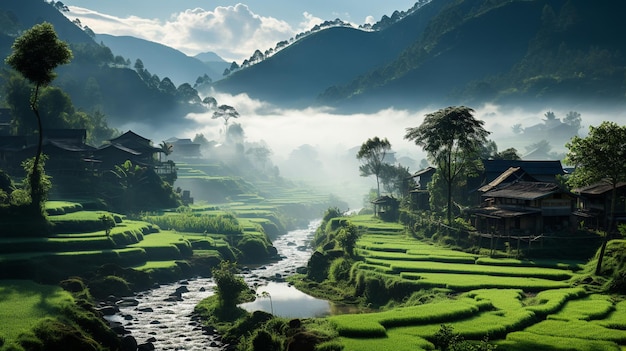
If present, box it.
[405,106,490,224]
[356,137,391,197]
[212,104,240,125]
[565,121,626,275]
[5,22,72,214]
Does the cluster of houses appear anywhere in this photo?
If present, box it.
[0,125,201,204]
[409,160,626,236]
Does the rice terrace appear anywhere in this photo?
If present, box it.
[2,1,626,351]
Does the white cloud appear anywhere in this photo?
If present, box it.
[66,4,298,62]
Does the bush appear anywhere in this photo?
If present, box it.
[88,275,132,299]
[329,258,352,282]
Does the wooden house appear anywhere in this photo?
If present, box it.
[97,130,162,168]
[408,167,436,210]
[572,181,626,231]
[472,181,574,236]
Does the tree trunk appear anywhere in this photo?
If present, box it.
[595,182,618,275]
[29,83,44,214]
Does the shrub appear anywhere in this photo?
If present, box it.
[88,275,132,299]
[329,258,352,282]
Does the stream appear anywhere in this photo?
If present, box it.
[105,219,327,351]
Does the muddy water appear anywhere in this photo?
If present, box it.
[108,219,326,350]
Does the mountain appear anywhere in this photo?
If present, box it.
[0,0,206,128]
[95,34,229,85]
[323,0,626,111]
[212,0,454,108]
[211,0,626,112]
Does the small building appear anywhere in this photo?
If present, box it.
[473,181,574,236]
[572,181,626,231]
[165,137,202,158]
[99,130,162,167]
[371,195,400,221]
[408,167,436,211]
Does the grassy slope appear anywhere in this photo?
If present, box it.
[327,215,626,351]
[0,280,73,344]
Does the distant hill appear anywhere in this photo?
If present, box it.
[212,0,626,112]
[95,34,229,85]
[0,0,206,128]
[212,0,454,108]
[322,0,626,111]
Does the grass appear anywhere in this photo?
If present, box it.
[366,258,574,280]
[0,280,74,343]
[501,331,622,351]
[524,319,626,343]
[328,298,486,337]
[548,294,615,321]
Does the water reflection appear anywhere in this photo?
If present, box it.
[240,282,330,318]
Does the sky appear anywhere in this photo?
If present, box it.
[61,1,419,62]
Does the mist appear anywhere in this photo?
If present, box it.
[121,92,626,209]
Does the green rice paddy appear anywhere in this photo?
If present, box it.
[328,215,626,351]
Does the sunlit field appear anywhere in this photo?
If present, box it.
[329,215,626,351]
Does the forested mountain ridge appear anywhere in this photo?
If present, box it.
[95,34,229,86]
[0,0,207,128]
[212,0,455,108]
[318,0,626,111]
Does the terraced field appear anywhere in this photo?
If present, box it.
[333,215,626,351]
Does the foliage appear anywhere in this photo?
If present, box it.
[565,121,626,275]
[5,22,72,87]
[405,106,490,224]
[5,22,71,219]
[212,260,249,307]
[98,214,115,236]
[335,222,360,256]
[379,163,414,197]
[212,104,240,125]
[433,325,497,351]
[101,160,181,212]
[143,212,243,234]
[356,137,392,197]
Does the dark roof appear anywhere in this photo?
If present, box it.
[474,206,541,219]
[483,181,562,201]
[572,181,626,196]
[478,167,538,192]
[483,159,563,183]
[95,143,141,156]
[109,130,151,144]
[371,195,398,205]
[411,166,436,178]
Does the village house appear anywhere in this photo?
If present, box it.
[472,181,575,236]
[571,181,626,232]
[408,166,436,211]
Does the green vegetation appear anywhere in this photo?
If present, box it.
[289,208,626,351]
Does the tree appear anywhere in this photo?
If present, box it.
[564,110,582,132]
[404,106,490,224]
[5,22,72,216]
[202,96,218,110]
[158,141,173,162]
[356,137,391,197]
[212,260,248,307]
[379,163,413,197]
[565,121,626,275]
[212,104,240,125]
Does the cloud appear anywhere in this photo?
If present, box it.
[66,4,299,62]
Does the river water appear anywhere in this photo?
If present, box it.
[107,219,327,350]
